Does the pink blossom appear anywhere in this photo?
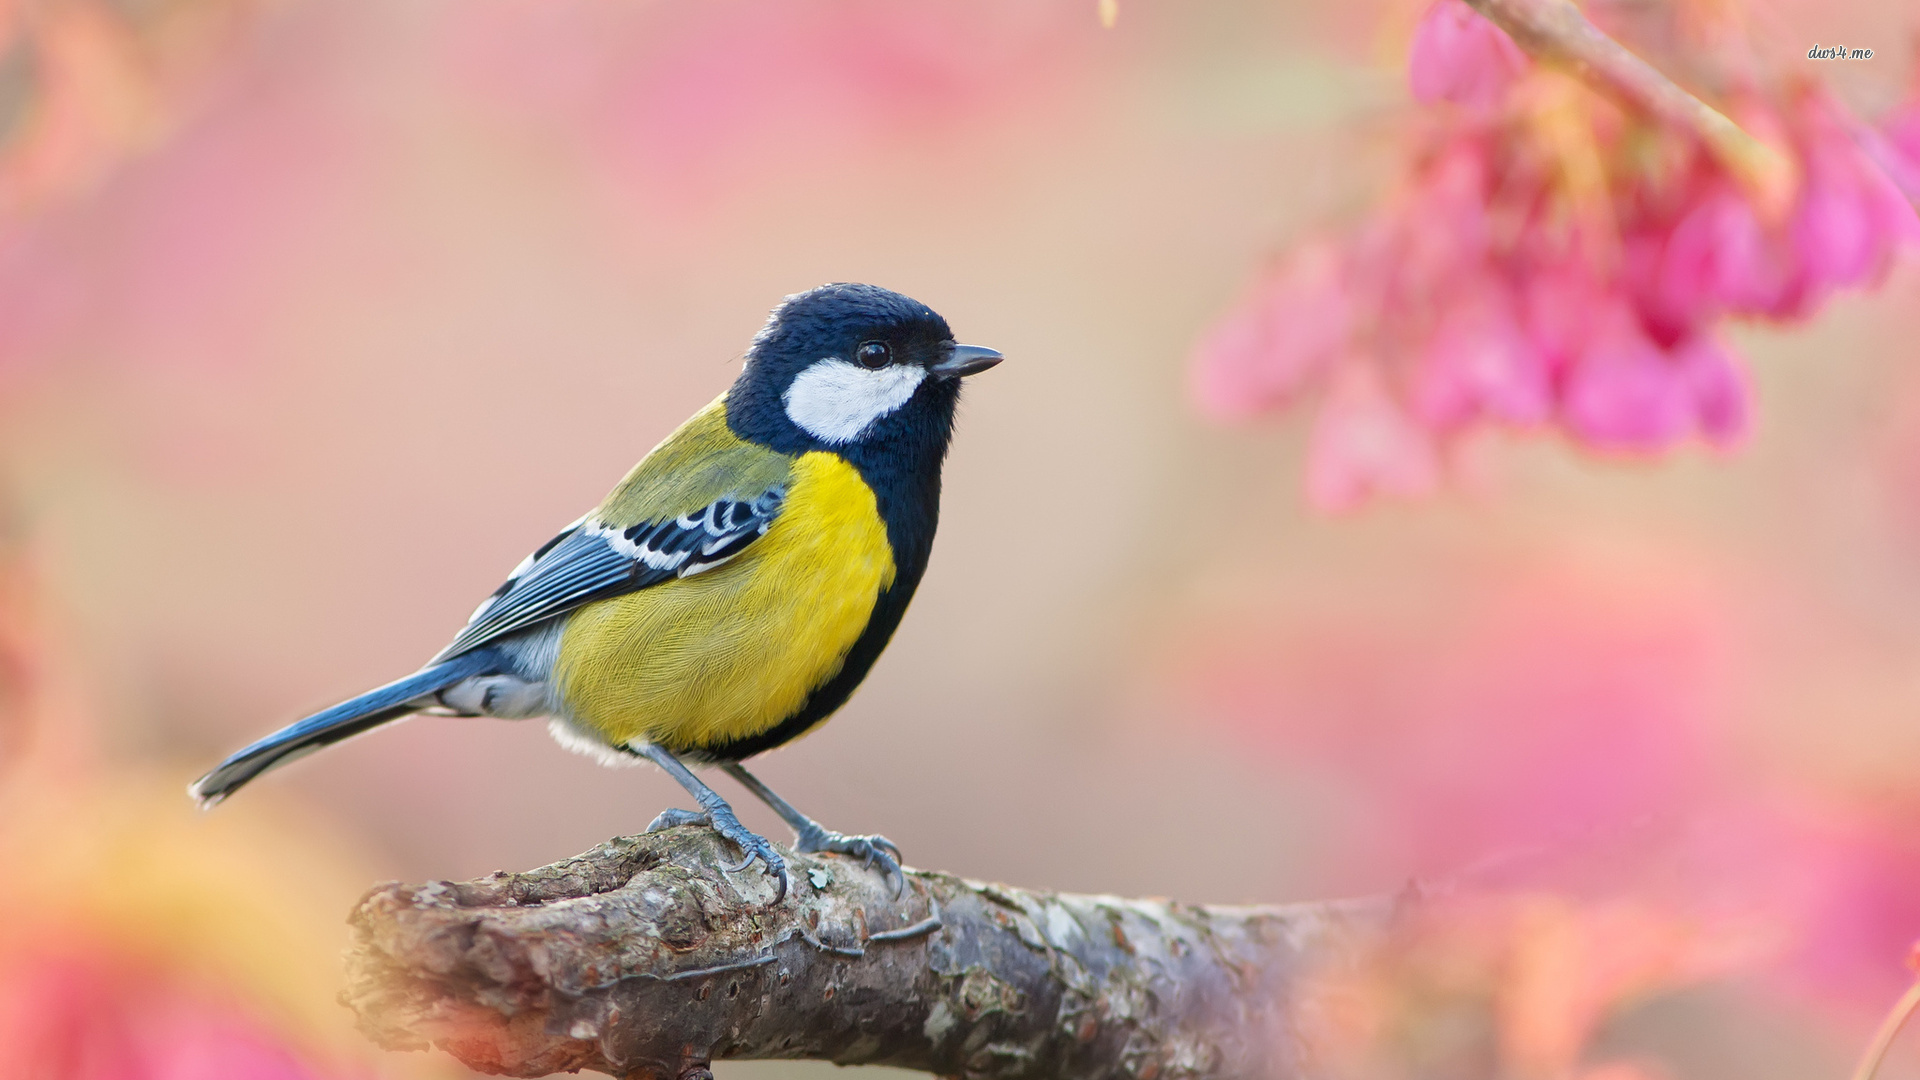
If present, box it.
[1413,287,1550,429]
[1555,311,1745,454]
[1792,162,1884,293]
[1173,561,1920,1010]
[1180,570,1724,875]
[1383,138,1495,301]
[442,1,1090,201]
[1191,10,1915,507]
[1306,363,1440,512]
[1784,92,1916,297]
[1,951,364,1080]
[1671,333,1749,447]
[1761,809,1920,1007]
[1408,0,1529,110]
[1631,92,1915,333]
[1646,182,1788,325]
[1191,242,1352,417]
[1880,96,1920,223]
[1888,100,1920,166]
[1559,305,1698,452]
[1519,262,1605,369]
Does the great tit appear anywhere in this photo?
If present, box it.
[190,283,1003,900]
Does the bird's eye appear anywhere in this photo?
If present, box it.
[855,341,891,369]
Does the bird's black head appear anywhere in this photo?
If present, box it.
[724,283,1002,464]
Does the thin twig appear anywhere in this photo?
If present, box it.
[1463,0,1798,215]
[1850,978,1920,1080]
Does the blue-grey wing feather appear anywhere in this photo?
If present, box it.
[431,486,786,662]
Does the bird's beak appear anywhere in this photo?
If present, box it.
[932,344,1004,379]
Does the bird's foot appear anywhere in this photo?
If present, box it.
[646,806,789,902]
[793,824,904,897]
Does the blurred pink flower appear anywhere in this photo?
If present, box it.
[1170,561,1920,1014]
[0,511,402,1080]
[1180,570,1725,875]
[1369,137,1495,302]
[1753,805,1920,1008]
[1675,333,1748,445]
[441,0,1091,202]
[0,0,256,226]
[1519,261,1604,367]
[1786,94,1918,296]
[1574,1064,1669,1080]
[1190,241,1352,417]
[1560,308,1747,451]
[1192,1,1920,509]
[1304,886,1761,1079]
[1,950,366,1080]
[1412,286,1550,429]
[1408,0,1529,110]
[1307,363,1440,511]
[1558,307,1690,451]
[1641,181,1787,326]
[1890,101,1920,161]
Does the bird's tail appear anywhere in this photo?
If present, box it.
[188,648,503,807]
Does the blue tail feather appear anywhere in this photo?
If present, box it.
[189,648,503,807]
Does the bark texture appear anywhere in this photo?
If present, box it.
[344,828,1393,1080]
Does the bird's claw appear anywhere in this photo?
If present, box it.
[794,825,905,898]
[645,806,789,903]
[713,808,789,902]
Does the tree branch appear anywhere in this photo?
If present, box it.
[1463,0,1798,214]
[344,828,1394,1079]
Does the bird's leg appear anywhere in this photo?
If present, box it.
[721,763,903,897]
[630,743,788,903]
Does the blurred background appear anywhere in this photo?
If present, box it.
[0,0,1917,1077]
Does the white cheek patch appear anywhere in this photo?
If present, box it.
[783,358,926,444]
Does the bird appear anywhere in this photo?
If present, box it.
[189,283,1003,901]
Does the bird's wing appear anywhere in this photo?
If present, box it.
[432,396,794,662]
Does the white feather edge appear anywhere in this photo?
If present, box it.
[545,716,645,768]
[468,515,590,624]
[589,521,692,570]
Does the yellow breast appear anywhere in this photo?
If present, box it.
[552,452,896,754]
